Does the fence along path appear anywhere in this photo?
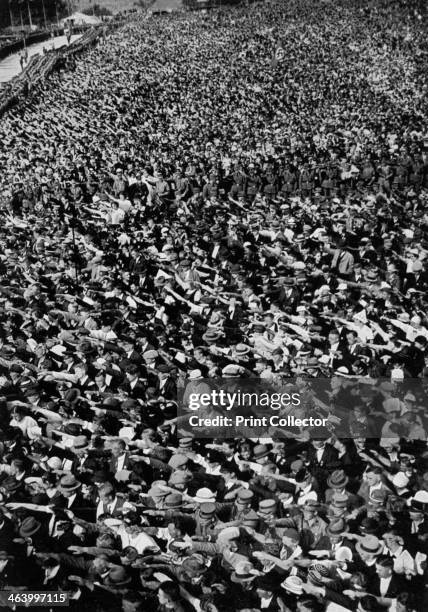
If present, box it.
[0,34,81,84]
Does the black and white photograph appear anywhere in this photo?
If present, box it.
[0,0,427,609]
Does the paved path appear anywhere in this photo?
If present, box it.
[0,34,81,84]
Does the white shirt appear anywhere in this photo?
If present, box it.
[368,481,383,496]
[316,447,325,462]
[96,496,118,519]
[96,497,133,519]
[109,208,125,225]
[117,526,160,555]
[204,464,222,476]
[212,245,220,259]
[67,493,77,508]
[10,415,39,438]
[297,485,317,505]
[261,596,274,609]
[326,344,338,367]
[69,588,81,601]
[44,565,60,585]
[411,519,424,534]
[116,453,127,472]
[380,575,392,596]
[157,528,192,548]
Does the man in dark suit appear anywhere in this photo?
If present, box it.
[268,277,301,310]
[72,362,98,395]
[54,475,95,521]
[0,551,24,587]
[95,482,130,519]
[38,555,73,589]
[357,466,392,505]
[54,436,103,475]
[122,364,146,400]
[156,365,177,400]
[254,574,286,612]
[217,462,246,502]
[0,508,15,552]
[407,499,428,554]
[324,329,350,370]
[305,433,340,493]
[345,330,363,362]
[402,261,428,293]
[369,555,406,598]
[117,338,146,375]
[223,297,245,342]
[109,439,133,474]
[314,518,356,558]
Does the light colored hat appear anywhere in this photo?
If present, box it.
[24,477,43,486]
[379,437,400,448]
[169,470,192,486]
[281,576,304,595]
[353,310,367,324]
[72,436,89,450]
[412,490,428,504]
[168,454,189,470]
[58,474,81,493]
[403,392,416,402]
[392,472,409,489]
[334,366,351,377]
[222,364,241,377]
[46,457,62,470]
[194,488,216,504]
[235,343,251,356]
[335,546,353,562]
[147,481,168,498]
[230,561,259,584]
[356,535,383,557]
[188,369,203,380]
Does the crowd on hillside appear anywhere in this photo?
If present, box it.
[0,0,427,610]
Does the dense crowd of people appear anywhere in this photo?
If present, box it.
[0,0,427,610]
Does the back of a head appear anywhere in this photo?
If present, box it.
[122,590,154,612]
[359,595,381,612]
[158,580,181,603]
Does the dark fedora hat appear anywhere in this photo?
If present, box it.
[2,477,22,493]
[252,444,271,460]
[327,470,349,489]
[164,493,183,509]
[19,517,41,538]
[326,518,348,536]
